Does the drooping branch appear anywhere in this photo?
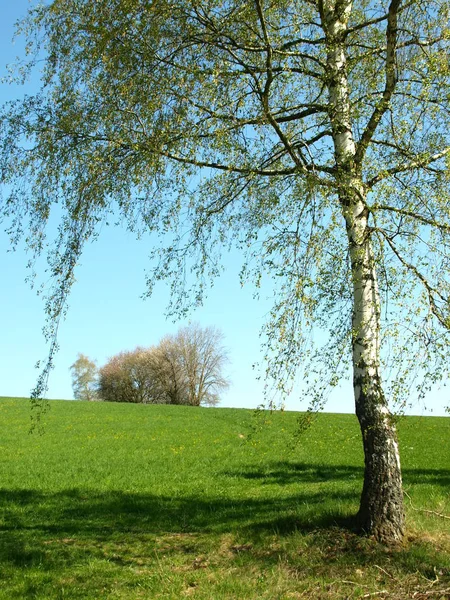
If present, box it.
[380,230,450,328]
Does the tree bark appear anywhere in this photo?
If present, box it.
[343,195,405,543]
[321,0,405,543]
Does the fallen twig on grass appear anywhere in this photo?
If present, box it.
[374,565,396,580]
[418,566,440,587]
[404,490,450,520]
[412,588,450,597]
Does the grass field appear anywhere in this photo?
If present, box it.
[0,397,449,599]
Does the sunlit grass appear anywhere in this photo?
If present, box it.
[0,397,448,599]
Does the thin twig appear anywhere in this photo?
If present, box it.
[404,490,450,521]
[413,588,450,597]
[374,565,396,580]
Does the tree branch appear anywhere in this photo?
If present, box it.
[354,0,401,165]
[367,147,450,187]
[372,204,450,233]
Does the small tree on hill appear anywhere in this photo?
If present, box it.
[172,324,229,407]
[149,338,189,405]
[97,348,156,403]
[70,354,98,401]
[149,324,229,406]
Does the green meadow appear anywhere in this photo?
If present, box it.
[0,397,448,599]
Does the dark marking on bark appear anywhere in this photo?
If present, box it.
[354,364,405,543]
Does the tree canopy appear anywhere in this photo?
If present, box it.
[1,0,450,543]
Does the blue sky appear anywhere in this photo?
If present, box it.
[0,1,447,415]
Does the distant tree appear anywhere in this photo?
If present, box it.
[97,354,129,403]
[149,338,188,406]
[172,324,229,407]
[70,354,98,401]
[148,325,229,406]
[97,348,156,403]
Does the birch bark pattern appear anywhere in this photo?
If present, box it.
[344,198,405,542]
[321,0,405,541]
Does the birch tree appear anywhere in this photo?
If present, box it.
[70,353,98,401]
[1,0,450,543]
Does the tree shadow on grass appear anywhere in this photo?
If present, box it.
[402,468,450,487]
[0,485,356,543]
[222,461,364,485]
[0,462,448,582]
[222,460,450,488]
[0,493,352,590]
[0,488,448,600]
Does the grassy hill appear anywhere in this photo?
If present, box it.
[0,397,448,599]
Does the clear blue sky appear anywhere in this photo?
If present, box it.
[0,1,447,415]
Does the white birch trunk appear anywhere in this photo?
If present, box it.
[321,0,405,542]
[344,198,405,542]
